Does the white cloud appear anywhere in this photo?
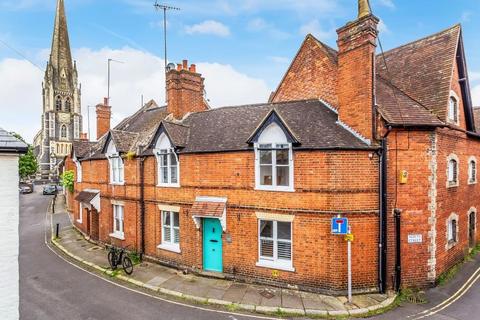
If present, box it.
[377,0,395,9]
[299,20,334,41]
[461,11,472,22]
[269,56,290,64]
[185,20,231,37]
[473,85,480,107]
[0,47,271,143]
[247,18,268,31]
[378,19,391,35]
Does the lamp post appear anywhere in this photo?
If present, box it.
[107,58,124,106]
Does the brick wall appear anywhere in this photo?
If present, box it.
[271,35,338,108]
[74,149,381,293]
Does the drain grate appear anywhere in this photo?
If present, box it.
[259,289,275,299]
[406,291,428,304]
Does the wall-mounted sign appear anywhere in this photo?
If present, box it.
[408,234,423,244]
[331,217,348,235]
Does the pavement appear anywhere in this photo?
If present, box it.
[50,195,396,318]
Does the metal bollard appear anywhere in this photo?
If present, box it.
[56,223,60,239]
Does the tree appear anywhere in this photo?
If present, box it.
[60,170,74,193]
[12,133,38,179]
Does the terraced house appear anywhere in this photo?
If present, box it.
[69,0,479,294]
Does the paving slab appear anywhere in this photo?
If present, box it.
[221,283,248,303]
[281,289,304,310]
[352,294,380,308]
[205,287,228,300]
[301,292,334,311]
[322,296,347,311]
[241,286,263,305]
[160,275,185,291]
[258,288,282,307]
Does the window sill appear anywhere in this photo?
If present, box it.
[468,180,477,185]
[109,233,125,240]
[76,219,82,224]
[255,186,295,193]
[156,183,180,188]
[157,243,181,253]
[447,182,459,189]
[110,182,125,186]
[256,260,295,272]
[446,240,458,250]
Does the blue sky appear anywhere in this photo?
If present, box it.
[1,0,480,142]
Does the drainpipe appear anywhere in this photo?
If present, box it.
[378,127,391,293]
[139,156,146,260]
[394,208,402,291]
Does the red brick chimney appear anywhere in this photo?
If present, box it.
[96,97,111,140]
[336,0,379,144]
[166,59,208,119]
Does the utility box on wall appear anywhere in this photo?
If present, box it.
[399,170,408,184]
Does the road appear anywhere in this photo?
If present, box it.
[19,191,270,320]
[19,190,480,320]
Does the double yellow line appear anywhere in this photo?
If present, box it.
[408,265,480,319]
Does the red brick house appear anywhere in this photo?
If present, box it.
[69,2,479,294]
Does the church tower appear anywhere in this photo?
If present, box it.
[36,0,82,179]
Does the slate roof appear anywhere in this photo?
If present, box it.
[75,190,98,203]
[72,140,96,159]
[0,128,28,154]
[177,99,369,153]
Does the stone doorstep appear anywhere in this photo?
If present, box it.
[52,230,396,317]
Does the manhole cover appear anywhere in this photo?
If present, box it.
[259,290,275,299]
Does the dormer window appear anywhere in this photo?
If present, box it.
[56,96,62,112]
[154,133,179,187]
[254,122,294,192]
[448,95,458,124]
[106,140,124,184]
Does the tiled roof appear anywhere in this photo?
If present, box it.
[376,25,461,121]
[376,77,444,127]
[0,128,28,154]
[191,201,225,218]
[474,107,480,132]
[178,99,370,153]
[72,140,96,159]
[75,190,98,203]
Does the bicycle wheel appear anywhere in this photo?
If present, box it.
[108,250,117,270]
[122,256,133,275]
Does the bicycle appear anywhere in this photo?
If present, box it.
[107,245,134,275]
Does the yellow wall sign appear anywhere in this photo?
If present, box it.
[344,234,354,242]
[399,170,408,184]
[272,270,280,278]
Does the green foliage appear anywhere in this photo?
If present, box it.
[60,170,75,193]
[12,132,38,179]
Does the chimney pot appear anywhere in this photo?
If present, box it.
[189,64,197,73]
[182,60,188,70]
[104,97,109,106]
[177,64,182,71]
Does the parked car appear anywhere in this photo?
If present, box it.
[19,185,33,194]
[43,185,57,195]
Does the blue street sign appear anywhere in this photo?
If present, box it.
[331,217,349,235]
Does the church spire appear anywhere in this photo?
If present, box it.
[49,0,74,90]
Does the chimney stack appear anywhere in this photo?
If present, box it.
[96,97,111,140]
[166,59,208,120]
[336,0,379,144]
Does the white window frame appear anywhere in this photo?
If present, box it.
[60,125,68,139]
[254,123,294,192]
[446,154,459,188]
[106,141,125,185]
[256,219,294,272]
[448,91,459,125]
[446,213,459,250]
[110,204,125,240]
[74,157,82,183]
[157,210,181,253]
[468,156,477,184]
[77,202,83,224]
[154,133,180,187]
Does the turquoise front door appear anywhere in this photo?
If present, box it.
[203,218,223,272]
